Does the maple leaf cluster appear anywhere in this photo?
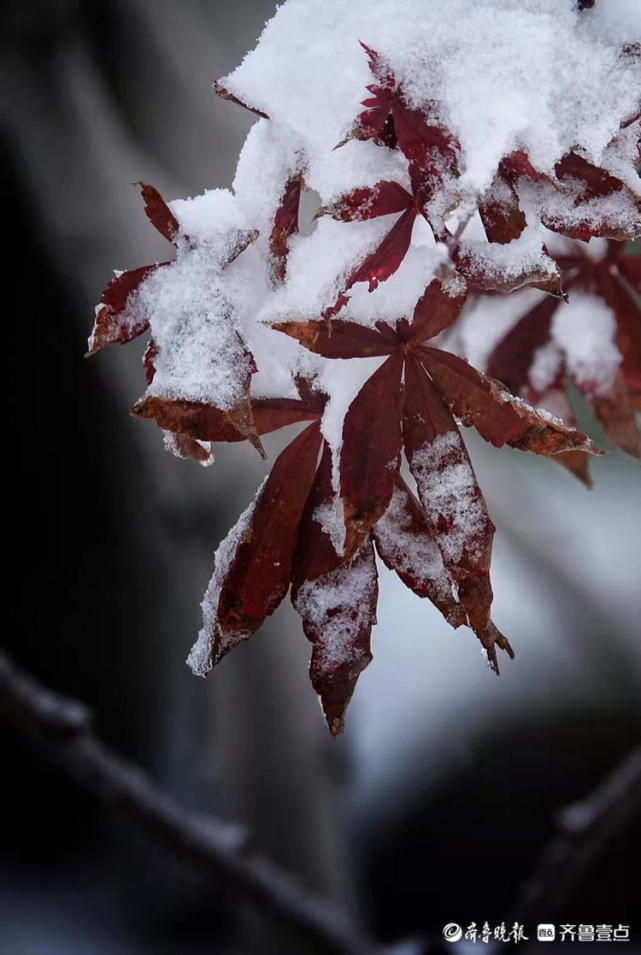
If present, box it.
[88,2,640,734]
[483,240,641,481]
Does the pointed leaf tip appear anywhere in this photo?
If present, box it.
[293,537,378,735]
[88,264,164,355]
[419,347,602,458]
[137,182,180,244]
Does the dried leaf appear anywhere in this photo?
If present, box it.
[499,151,540,183]
[345,42,397,148]
[222,228,260,268]
[555,153,634,202]
[252,396,325,434]
[455,246,562,296]
[292,441,344,586]
[542,153,641,241]
[392,99,459,197]
[598,263,641,390]
[553,449,593,486]
[476,621,515,676]
[617,252,641,295]
[143,339,158,386]
[479,175,527,244]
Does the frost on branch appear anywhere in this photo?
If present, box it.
[88,0,640,733]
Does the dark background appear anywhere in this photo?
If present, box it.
[2,2,640,953]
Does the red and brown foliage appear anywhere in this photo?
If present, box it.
[87,34,640,734]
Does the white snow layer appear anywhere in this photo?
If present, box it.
[128,1,638,452]
[225,0,640,200]
[187,485,263,676]
[410,432,489,564]
[552,293,622,398]
[293,544,377,669]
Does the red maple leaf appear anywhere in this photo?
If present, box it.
[478,151,540,246]
[487,242,641,460]
[90,30,638,735]
[347,43,460,200]
[291,443,378,734]
[315,43,464,307]
[87,183,258,356]
[267,275,600,679]
[269,172,303,283]
[540,153,641,242]
[88,182,265,451]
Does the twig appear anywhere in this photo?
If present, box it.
[514,745,641,922]
[0,652,379,955]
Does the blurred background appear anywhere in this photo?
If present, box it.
[2,1,640,952]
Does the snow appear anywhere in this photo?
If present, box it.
[219,0,640,329]
[528,341,563,395]
[410,432,489,564]
[125,1,639,435]
[293,542,377,668]
[374,484,455,604]
[162,431,214,466]
[139,255,254,408]
[521,177,641,240]
[502,391,569,430]
[169,188,245,249]
[313,500,347,559]
[94,0,640,699]
[233,120,299,240]
[187,487,262,676]
[552,293,622,398]
[226,0,640,207]
[131,189,262,408]
[457,224,559,290]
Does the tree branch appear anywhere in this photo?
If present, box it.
[0,652,379,955]
[514,745,641,922]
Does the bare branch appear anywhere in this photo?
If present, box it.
[0,652,379,955]
[515,745,641,922]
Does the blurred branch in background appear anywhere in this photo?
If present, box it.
[515,745,641,926]
[2,0,350,917]
[3,1,639,950]
[0,652,378,955]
